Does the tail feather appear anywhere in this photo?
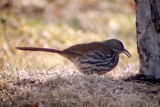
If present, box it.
[15,47,62,53]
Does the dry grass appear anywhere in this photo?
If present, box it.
[1,0,159,107]
[1,63,160,107]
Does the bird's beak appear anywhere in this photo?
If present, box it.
[123,49,131,58]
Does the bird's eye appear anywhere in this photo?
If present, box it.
[114,43,117,47]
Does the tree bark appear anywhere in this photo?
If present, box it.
[135,0,160,79]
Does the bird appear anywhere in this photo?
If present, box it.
[16,39,131,75]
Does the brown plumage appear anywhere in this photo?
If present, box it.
[16,39,131,75]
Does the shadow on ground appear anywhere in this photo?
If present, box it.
[1,67,160,107]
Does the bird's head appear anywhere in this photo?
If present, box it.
[104,39,131,58]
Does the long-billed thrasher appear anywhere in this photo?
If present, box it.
[16,39,131,75]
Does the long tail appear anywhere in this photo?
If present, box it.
[15,47,62,54]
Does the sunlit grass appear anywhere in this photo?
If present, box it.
[0,9,137,69]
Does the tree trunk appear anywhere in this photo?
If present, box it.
[135,0,160,79]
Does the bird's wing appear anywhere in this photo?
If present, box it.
[64,42,112,55]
